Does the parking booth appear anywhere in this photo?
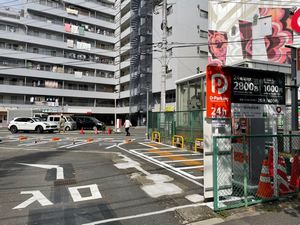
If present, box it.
[204,65,286,205]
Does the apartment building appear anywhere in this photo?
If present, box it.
[0,0,209,126]
[152,0,208,111]
[0,0,132,126]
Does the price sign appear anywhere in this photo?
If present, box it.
[231,69,285,105]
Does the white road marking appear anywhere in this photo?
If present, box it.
[81,202,207,225]
[177,165,204,170]
[105,144,117,149]
[141,142,176,148]
[152,153,200,158]
[13,191,53,209]
[130,147,177,151]
[57,143,75,149]
[66,142,89,149]
[143,149,185,154]
[114,154,151,176]
[18,163,64,180]
[163,159,203,163]
[117,144,204,186]
[69,184,102,202]
[18,141,49,146]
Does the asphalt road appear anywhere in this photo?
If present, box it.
[0,129,208,225]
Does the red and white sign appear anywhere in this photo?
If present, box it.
[206,65,231,118]
[292,8,300,33]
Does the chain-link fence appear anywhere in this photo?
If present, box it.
[148,110,204,148]
[213,134,300,211]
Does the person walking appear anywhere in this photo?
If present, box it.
[124,118,132,136]
[59,114,65,133]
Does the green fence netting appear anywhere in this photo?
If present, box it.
[213,134,300,211]
[148,110,204,148]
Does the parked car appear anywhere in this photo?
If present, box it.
[8,117,58,133]
[72,116,106,130]
[47,115,77,131]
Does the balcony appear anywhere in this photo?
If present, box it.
[26,2,117,30]
[0,84,115,99]
[121,11,131,24]
[121,26,131,40]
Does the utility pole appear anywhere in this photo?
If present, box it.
[286,45,299,131]
[160,0,167,113]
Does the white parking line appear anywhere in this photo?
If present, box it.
[142,149,183,154]
[118,144,204,183]
[176,165,204,170]
[152,153,200,158]
[163,159,203,163]
[130,147,176,151]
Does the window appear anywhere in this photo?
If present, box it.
[200,10,208,18]
[33,47,39,54]
[200,50,208,57]
[200,30,208,38]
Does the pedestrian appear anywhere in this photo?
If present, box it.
[124,118,132,136]
[59,114,65,133]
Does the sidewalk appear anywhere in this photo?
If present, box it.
[189,193,300,225]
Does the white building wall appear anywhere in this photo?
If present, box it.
[152,0,208,94]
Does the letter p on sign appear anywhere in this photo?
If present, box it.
[211,73,228,94]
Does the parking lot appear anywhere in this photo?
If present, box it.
[0,130,208,225]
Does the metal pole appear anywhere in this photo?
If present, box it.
[291,47,298,131]
[146,87,149,139]
[285,45,298,131]
[160,0,167,113]
[114,92,117,132]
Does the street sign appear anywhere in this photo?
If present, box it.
[206,65,231,118]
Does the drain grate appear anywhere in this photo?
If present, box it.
[54,178,77,186]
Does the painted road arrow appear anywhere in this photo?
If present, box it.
[18,163,64,180]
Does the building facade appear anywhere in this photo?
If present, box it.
[0,0,210,127]
[152,0,208,112]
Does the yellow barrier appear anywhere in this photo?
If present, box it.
[151,131,161,142]
[194,138,204,153]
[172,135,184,149]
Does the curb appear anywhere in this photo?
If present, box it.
[189,218,224,225]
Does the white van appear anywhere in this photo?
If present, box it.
[47,115,77,131]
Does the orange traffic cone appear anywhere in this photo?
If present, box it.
[80,127,85,135]
[256,159,273,198]
[278,156,291,195]
[289,154,299,191]
[268,147,274,177]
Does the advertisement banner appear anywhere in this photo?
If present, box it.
[206,65,231,118]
